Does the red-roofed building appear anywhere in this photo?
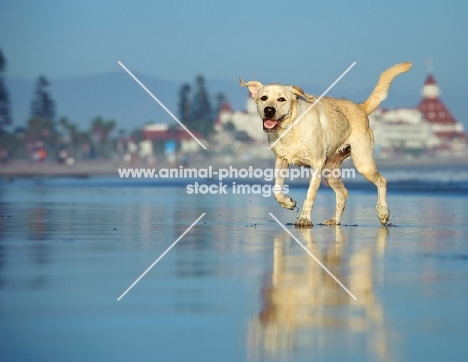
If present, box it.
[369,70,467,157]
[141,123,206,154]
[142,123,204,142]
[417,74,464,138]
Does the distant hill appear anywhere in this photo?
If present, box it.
[5,72,250,131]
[5,71,465,132]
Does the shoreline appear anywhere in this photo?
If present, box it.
[1,157,468,178]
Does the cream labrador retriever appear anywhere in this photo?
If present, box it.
[240,62,412,227]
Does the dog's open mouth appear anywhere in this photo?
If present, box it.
[263,116,285,132]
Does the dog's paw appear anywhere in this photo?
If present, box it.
[295,217,313,228]
[321,218,339,226]
[376,204,390,226]
[279,197,296,210]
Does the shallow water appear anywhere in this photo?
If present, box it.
[0,179,467,361]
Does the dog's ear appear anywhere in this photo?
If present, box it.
[291,85,307,100]
[291,85,315,102]
[239,78,263,100]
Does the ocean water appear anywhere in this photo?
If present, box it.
[0,178,467,361]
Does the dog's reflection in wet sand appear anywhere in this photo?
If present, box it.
[248,227,392,361]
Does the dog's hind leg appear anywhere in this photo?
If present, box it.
[351,135,390,225]
[321,147,351,225]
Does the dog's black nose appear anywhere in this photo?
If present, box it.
[264,107,276,118]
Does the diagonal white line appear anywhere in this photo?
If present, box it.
[117,213,206,301]
[118,61,207,150]
[269,213,357,300]
[268,62,356,150]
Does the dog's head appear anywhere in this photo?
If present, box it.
[239,78,312,132]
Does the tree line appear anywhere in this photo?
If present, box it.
[0,47,226,162]
[178,74,225,137]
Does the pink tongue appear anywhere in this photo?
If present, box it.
[264,120,277,129]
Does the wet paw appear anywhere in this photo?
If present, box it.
[321,218,338,226]
[295,217,313,228]
[376,204,390,225]
[279,197,296,210]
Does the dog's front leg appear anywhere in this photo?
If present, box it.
[273,157,296,210]
[295,164,323,228]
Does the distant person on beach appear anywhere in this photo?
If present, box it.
[0,148,9,163]
[181,153,189,168]
[32,147,47,162]
[57,148,68,163]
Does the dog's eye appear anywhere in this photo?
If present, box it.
[278,97,286,102]
[260,95,268,101]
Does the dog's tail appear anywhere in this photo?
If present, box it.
[360,62,412,115]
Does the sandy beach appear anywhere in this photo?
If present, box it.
[0,179,467,361]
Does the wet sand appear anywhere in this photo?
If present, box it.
[0,180,467,361]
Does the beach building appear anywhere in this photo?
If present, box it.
[369,107,438,152]
[417,74,466,149]
[216,96,265,143]
[369,71,466,157]
[141,123,206,154]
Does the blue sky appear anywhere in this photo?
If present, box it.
[1,0,467,124]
